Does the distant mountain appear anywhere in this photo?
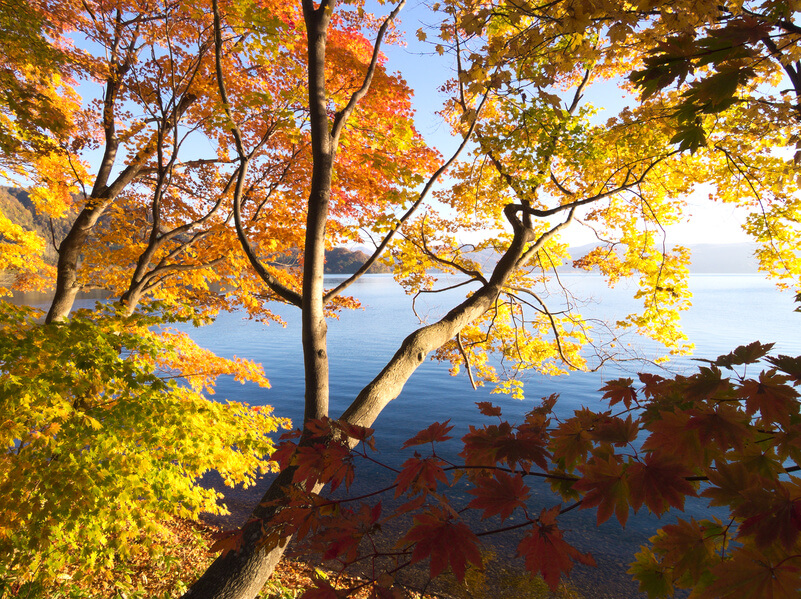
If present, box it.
[350,243,762,274]
[566,243,760,274]
[325,247,391,274]
[0,186,74,264]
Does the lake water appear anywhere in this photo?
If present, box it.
[180,273,799,597]
[13,274,801,596]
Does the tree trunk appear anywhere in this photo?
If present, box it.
[45,200,112,323]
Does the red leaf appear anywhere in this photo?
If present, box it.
[401,508,483,581]
[706,547,801,599]
[573,454,630,526]
[550,412,595,470]
[627,454,696,516]
[466,472,530,521]
[600,378,637,409]
[651,517,715,581]
[208,528,245,557]
[300,577,341,599]
[402,420,454,448]
[589,414,639,446]
[740,371,799,427]
[333,420,376,451]
[476,401,502,417]
[735,479,801,549]
[517,505,596,592]
[293,441,354,491]
[687,404,751,453]
[394,455,449,497]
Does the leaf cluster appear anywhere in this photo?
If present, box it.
[0,302,289,594]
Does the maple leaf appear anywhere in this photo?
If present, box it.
[476,401,502,417]
[641,409,703,467]
[460,422,514,468]
[333,420,376,451]
[300,577,342,599]
[628,546,674,598]
[701,461,762,510]
[589,414,638,447]
[627,454,697,516]
[686,404,751,454]
[740,371,799,427]
[292,441,354,492]
[517,505,595,592]
[651,518,715,583]
[712,341,775,369]
[735,478,801,550]
[706,547,801,599]
[766,354,801,384]
[401,420,453,449]
[574,454,630,526]
[401,508,482,581]
[550,414,594,470]
[209,528,245,557]
[466,472,530,521]
[394,455,449,497]
[600,378,637,409]
[682,366,729,401]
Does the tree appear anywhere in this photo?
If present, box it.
[2,0,801,597]
[180,0,801,597]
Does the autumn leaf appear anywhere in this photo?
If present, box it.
[589,414,638,447]
[550,413,595,470]
[735,478,801,550]
[394,455,449,497]
[600,378,637,409]
[686,404,751,454]
[706,548,801,599]
[466,472,530,521]
[517,505,595,592]
[574,454,630,526]
[766,354,801,384]
[476,401,502,417]
[628,546,674,599]
[209,528,245,557]
[650,518,715,583]
[299,576,342,599]
[401,508,482,581]
[641,409,703,467]
[712,342,775,369]
[740,371,799,427]
[401,420,453,449]
[627,454,697,516]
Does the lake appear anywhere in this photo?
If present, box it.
[181,273,799,598]
[13,273,801,596]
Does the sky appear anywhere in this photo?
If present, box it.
[372,0,753,247]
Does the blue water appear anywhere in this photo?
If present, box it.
[182,273,800,596]
[195,273,800,448]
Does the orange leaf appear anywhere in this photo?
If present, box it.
[706,548,801,599]
[573,454,630,526]
[401,508,482,581]
[740,371,799,427]
[402,420,453,448]
[627,454,696,515]
[394,455,449,497]
[600,378,637,409]
[466,472,529,521]
[517,505,596,592]
[476,401,502,417]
